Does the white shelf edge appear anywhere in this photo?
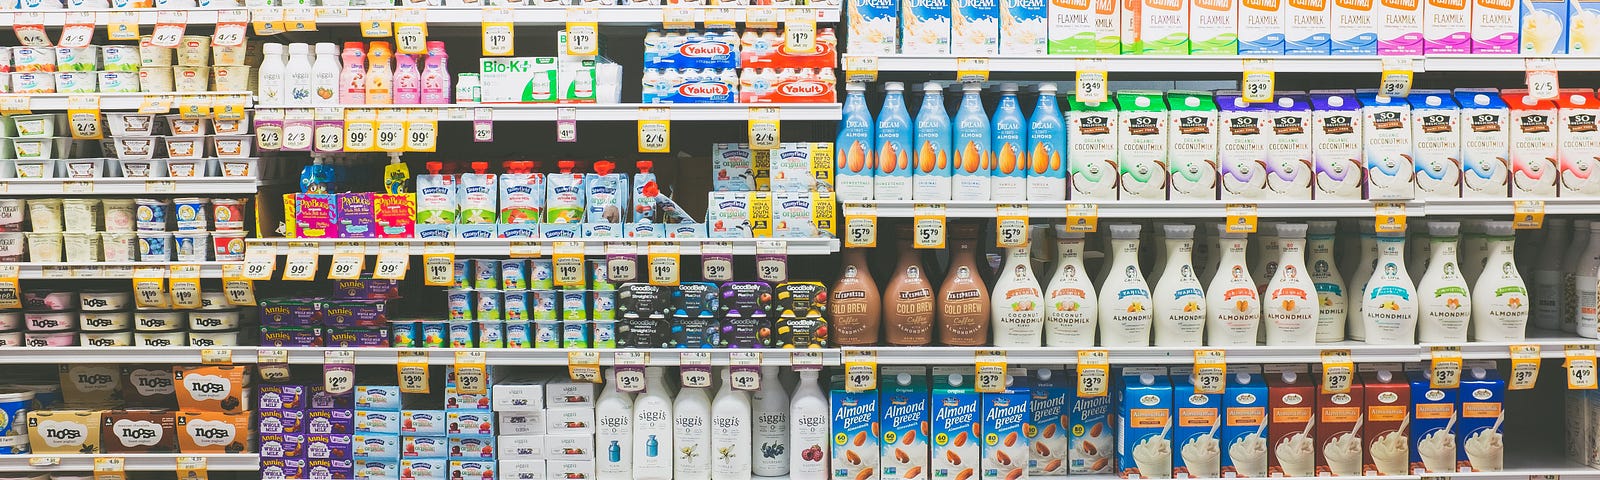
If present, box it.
[247,237,842,255]
[852,200,1428,219]
[846,54,1600,73]
[0,454,260,472]
[0,91,254,111]
[16,261,236,279]
[0,5,840,26]
[256,103,844,122]
[0,177,259,195]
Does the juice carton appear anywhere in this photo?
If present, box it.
[1028,83,1068,201]
[881,367,930,480]
[903,0,953,54]
[953,0,1001,55]
[1098,0,1124,53]
[1286,0,1332,54]
[1267,93,1314,199]
[1222,366,1267,477]
[1574,0,1600,54]
[295,193,337,238]
[1331,0,1378,54]
[1027,368,1070,475]
[1264,365,1314,477]
[1310,90,1365,200]
[713,143,756,192]
[1067,376,1114,474]
[991,84,1030,202]
[1407,369,1458,474]
[1049,0,1100,53]
[1358,91,1416,200]
[1501,90,1560,198]
[1217,92,1273,200]
[1166,91,1220,200]
[1117,366,1171,479]
[1190,0,1239,54]
[1410,90,1464,199]
[1116,91,1170,200]
[1473,0,1519,52]
[1316,372,1364,476]
[374,194,416,238]
[981,368,1030,480]
[931,367,981,480]
[831,374,879,480]
[1524,0,1570,54]
[1239,0,1286,54]
[1457,364,1504,472]
[849,0,900,55]
[1128,0,1191,53]
[1424,0,1472,53]
[1456,88,1512,198]
[1001,0,1049,54]
[1170,368,1223,479]
[1068,94,1120,200]
[1377,0,1423,54]
[1557,89,1600,196]
[954,83,994,200]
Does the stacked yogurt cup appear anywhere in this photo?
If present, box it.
[3,36,248,94]
[8,196,250,264]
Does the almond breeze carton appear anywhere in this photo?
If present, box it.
[1170,368,1223,479]
[1358,91,1416,200]
[1424,0,1472,53]
[1050,0,1118,53]
[1167,91,1221,200]
[1523,0,1569,54]
[1028,368,1070,475]
[931,367,980,480]
[981,368,1030,480]
[1310,90,1365,200]
[1331,0,1378,54]
[1456,89,1512,198]
[1127,0,1190,53]
[903,0,953,54]
[954,0,1001,55]
[1002,0,1049,53]
[1069,373,1115,474]
[1377,0,1423,54]
[1267,94,1314,200]
[1117,367,1172,480]
[1556,89,1600,196]
[849,0,899,55]
[1474,0,1519,52]
[1218,92,1274,200]
[1286,0,1332,54]
[1362,368,1410,476]
[1117,91,1171,200]
[880,367,930,480]
[1068,94,1121,200]
[1190,0,1239,54]
[1407,369,1458,474]
[1410,90,1464,199]
[831,374,879,480]
[1239,0,1286,54]
[1221,367,1267,477]
[1457,364,1504,472]
[1502,90,1560,197]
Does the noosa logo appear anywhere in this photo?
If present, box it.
[185,419,236,446]
[778,81,830,97]
[114,419,164,447]
[130,368,175,396]
[182,374,232,401]
[37,420,89,447]
[71,365,120,391]
[679,42,732,57]
[677,83,730,97]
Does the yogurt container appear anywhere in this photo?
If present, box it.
[0,312,20,331]
[24,331,76,347]
[134,310,184,331]
[79,330,132,347]
[211,199,246,231]
[136,231,173,261]
[211,65,250,91]
[166,158,206,177]
[1,199,24,232]
[0,331,21,348]
[11,72,54,93]
[188,309,238,331]
[61,158,106,179]
[81,290,131,311]
[106,113,160,136]
[25,233,62,262]
[23,290,74,311]
[98,71,139,93]
[137,67,173,92]
[119,159,165,178]
[138,38,172,66]
[212,44,246,67]
[11,113,62,137]
[27,199,62,233]
[212,135,253,158]
[134,199,168,231]
[173,231,209,262]
[173,66,208,92]
[0,388,36,436]
[53,47,98,72]
[0,232,21,262]
[173,197,209,231]
[199,291,230,310]
[134,330,186,347]
[113,136,160,160]
[212,231,246,261]
[62,232,102,262]
[25,311,76,331]
[164,116,207,136]
[101,232,137,261]
[98,199,135,233]
[11,47,56,73]
[54,72,94,93]
[176,36,210,66]
[188,329,239,347]
[62,199,100,232]
[101,46,140,72]
[164,136,205,160]
[80,311,132,331]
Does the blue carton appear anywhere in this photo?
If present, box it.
[1408,369,1459,474]
[1457,364,1504,472]
[880,367,929,480]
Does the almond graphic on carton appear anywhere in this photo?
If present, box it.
[954,467,975,480]
[853,431,868,446]
[953,431,969,447]
[995,450,1012,465]
[1091,457,1110,471]
[1041,423,1057,438]
[895,447,909,463]
[1035,442,1051,456]
[1043,459,1063,472]
[945,449,963,465]
[846,449,862,465]
[1082,440,1097,455]
[1004,467,1024,480]
[902,430,916,445]
[854,467,875,480]
[903,466,923,479]
[1089,422,1104,437]
[1003,431,1018,447]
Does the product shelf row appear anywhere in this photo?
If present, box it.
[244,236,844,256]
[848,54,1600,73]
[253,102,845,121]
[11,261,237,279]
[0,177,261,195]
[853,198,1599,219]
[0,454,260,472]
[0,4,840,27]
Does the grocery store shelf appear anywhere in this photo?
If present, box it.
[1421,54,1600,71]
[0,92,253,111]
[0,347,838,366]
[256,103,843,122]
[247,237,842,255]
[849,54,1600,73]
[15,261,236,279]
[0,5,838,27]
[1424,197,1599,216]
[855,200,1427,219]
[0,177,259,195]
[0,454,259,472]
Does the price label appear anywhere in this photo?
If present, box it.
[360,9,392,37]
[284,7,317,31]
[175,457,208,480]
[329,242,366,280]
[220,264,257,306]
[1321,349,1354,394]
[324,350,356,394]
[662,5,694,29]
[556,106,577,142]
[913,204,947,249]
[454,351,488,395]
[704,7,736,29]
[1509,345,1541,391]
[314,109,345,153]
[282,241,319,281]
[974,350,1008,394]
[784,9,817,52]
[405,110,438,152]
[648,243,681,286]
[1225,203,1258,234]
[792,351,825,371]
[13,14,49,47]
[93,457,125,480]
[553,241,586,287]
[376,116,406,152]
[282,117,314,152]
[474,107,494,143]
[956,57,990,83]
[995,204,1029,248]
[747,5,779,28]
[393,9,428,54]
[168,265,202,310]
[0,96,31,115]
[252,8,285,36]
[748,107,780,150]
[1076,59,1109,104]
[1077,350,1110,397]
[1527,58,1559,101]
[639,107,670,153]
[421,242,454,286]
[1374,202,1407,234]
[843,204,878,248]
[28,457,60,467]
[1515,200,1545,229]
[701,241,734,282]
[63,180,93,194]
[151,11,187,47]
[213,10,249,46]
[67,95,103,140]
[1193,350,1226,395]
[843,350,878,393]
[373,242,409,280]
[755,240,788,284]
[1242,59,1275,103]
[844,56,878,83]
[1066,203,1099,233]
[730,352,761,391]
[398,351,430,394]
[108,11,140,41]
[214,95,248,121]
[509,241,541,259]
[680,352,712,389]
[565,8,598,56]
[199,348,232,365]
[605,242,639,282]
[615,352,648,392]
[568,351,601,383]
[344,109,376,152]
[0,265,21,310]
[1378,57,1414,99]
[1568,345,1598,389]
[1429,346,1462,389]
[59,12,96,49]
[133,266,168,309]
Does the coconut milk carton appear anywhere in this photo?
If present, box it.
[1502,90,1560,197]
[1311,90,1365,200]
[1051,0,1121,53]
[1457,364,1504,473]
[1523,0,1569,54]
[1410,90,1463,199]
[1239,0,1286,53]
[1190,0,1239,54]
[1068,384,1115,474]
[1221,366,1268,477]
[881,367,930,480]
[931,367,981,480]
[1407,369,1458,474]
[1117,91,1171,200]
[1286,0,1332,54]
[903,0,953,54]
[1456,89,1512,198]
[1028,368,1071,475]
[954,0,1001,54]
[1002,0,1049,53]
[1376,0,1423,54]
[1474,0,1519,53]
[1117,366,1172,480]
[1330,0,1378,54]
[1170,368,1224,479]
[981,368,1030,480]
[1424,0,1472,53]
[831,374,879,480]
[1217,92,1274,200]
[1126,0,1191,53]
[1267,94,1314,199]
[1068,94,1121,200]
[1167,91,1221,200]
[1358,91,1416,199]
[849,0,899,54]
[1557,89,1600,196]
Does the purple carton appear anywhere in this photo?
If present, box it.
[261,457,308,479]
[305,433,354,460]
[718,282,775,348]
[325,328,389,348]
[260,433,307,459]
[1310,90,1366,200]
[260,300,321,327]
[333,279,402,300]
[260,409,307,434]
[307,458,354,480]
[337,193,376,238]
[259,384,309,411]
[310,385,355,410]
[322,300,389,328]
[261,327,325,347]
[1217,92,1275,201]
[309,409,355,435]
[295,194,337,238]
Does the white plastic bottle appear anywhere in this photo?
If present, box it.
[1154,224,1207,346]
[1206,224,1260,346]
[1577,223,1600,338]
[675,376,713,480]
[1460,220,1490,286]
[1417,222,1473,343]
[751,366,790,477]
[309,42,339,106]
[1263,224,1319,345]
[1472,221,1531,341]
[257,43,287,105]
[633,367,675,480]
[1532,218,1571,331]
[1099,224,1155,346]
[1408,223,1432,286]
[597,369,636,480]
[1308,221,1347,343]
[789,369,830,480]
[285,43,314,105]
[1364,231,1420,344]
[1046,226,1098,346]
[1149,222,1171,288]
[711,369,753,480]
[1564,220,1591,333]
[992,244,1045,346]
[1252,223,1282,344]
[1346,221,1379,341]
[1200,222,1222,284]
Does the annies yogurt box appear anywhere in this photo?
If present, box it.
[832,374,879,480]
[931,367,981,480]
[880,367,930,480]
[980,368,1029,480]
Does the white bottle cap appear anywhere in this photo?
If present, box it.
[885,81,904,92]
[897,372,912,386]
[964,82,982,93]
[1308,220,1338,236]
[1328,96,1345,108]
[1523,95,1537,106]
[1277,97,1292,108]
[1233,97,1247,108]
[1136,96,1151,108]
[846,82,866,92]
[1376,230,1406,238]
[1483,221,1515,236]
[289,43,310,55]
[1163,224,1195,240]
[264,43,284,55]
[1037,369,1053,381]
[315,42,336,55]
[1428,221,1461,237]
[1235,373,1252,384]
[1575,94,1588,106]
[1139,373,1155,385]
[1006,375,1016,387]
[924,82,943,92]
[999,83,1018,93]
[947,374,964,387]
[1039,82,1058,94]
[1274,223,1308,240]
[1282,371,1298,383]
[1471,367,1488,379]
[1109,224,1142,240]
[1377,370,1393,382]
[1185,96,1200,108]
[1054,225,1085,240]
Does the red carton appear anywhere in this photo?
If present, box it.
[1266,368,1316,477]
[1361,370,1410,476]
[1317,378,1364,476]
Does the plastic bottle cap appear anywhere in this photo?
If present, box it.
[264,43,284,54]
[1472,367,1488,379]
[1185,96,1200,107]
[964,83,982,92]
[315,42,336,54]
[1377,370,1393,382]
[1426,96,1442,107]
[1235,373,1252,384]
[1000,83,1018,92]
[642,182,660,198]
[1277,97,1292,108]
[1523,95,1537,106]
[1328,96,1344,107]
[1575,95,1588,106]
[1282,371,1298,383]
[948,374,963,387]
[924,82,943,92]
[370,41,392,52]
[558,160,576,172]
[1136,96,1151,108]
[1475,94,1490,105]
[898,373,913,386]
[637,160,653,173]
[1039,82,1057,93]
[471,162,488,174]
[885,82,904,91]
[846,82,866,92]
[1037,369,1053,381]
[343,41,365,51]
[425,161,443,174]
[1139,373,1155,385]
[426,40,446,51]
[289,43,310,55]
[1233,98,1247,108]
[594,160,615,176]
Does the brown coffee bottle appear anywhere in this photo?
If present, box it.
[830,247,881,346]
[937,221,991,346]
[883,224,936,345]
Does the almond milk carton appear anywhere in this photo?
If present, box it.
[931,367,981,480]
[1456,88,1512,198]
[1190,0,1239,54]
[1068,94,1121,200]
[1358,91,1415,200]
[881,367,930,480]
[1217,92,1274,200]
[1361,367,1410,476]
[954,0,1002,54]
[1330,0,1378,54]
[1002,0,1049,53]
[1406,369,1458,474]
[1311,90,1366,200]
[1316,374,1364,476]
[1169,367,1223,479]
[1221,366,1268,477]
[1264,365,1315,478]
[1128,0,1191,53]
[1117,91,1171,200]
[1502,89,1560,197]
[849,0,900,54]
[1117,367,1172,480]
[1473,0,1519,53]
[1027,368,1071,475]
[1239,0,1287,53]
[1286,0,1332,54]
[1457,364,1504,473]
[1409,90,1463,199]
[1424,0,1472,53]
[1166,91,1221,200]
[1376,0,1423,54]
[1524,0,1569,54]
[903,0,953,53]
[1267,93,1314,199]
[1572,0,1600,54]
[1556,89,1600,196]
[981,368,1030,480]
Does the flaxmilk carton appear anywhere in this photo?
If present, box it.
[1572,0,1600,54]
[1456,88,1512,198]
[1523,0,1570,54]
[1407,369,1458,474]
[1068,94,1121,200]
[931,367,981,480]
[1330,0,1378,54]
[1117,91,1171,200]
[1376,0,1423,54]
[1166,91,1221,200]
[1170,368,1224,479]
[1028,368,1071,475]
[849,0,899,54]
[954,0,1002,55]
[1310,90,1366,200]
[1069,374,1115,474]
[1358,91,1416,200]
[1264,365,1315,478]
[1221,366,1268,477]
[1556,89,1600,196]
[1239,0,1287,54]
[903,0,953,54]
[831,374,879,480]
[1501,90,1560,197]
[1267,93,1314,200]
[1002,0,1049,53]
[1217,92,1274,200]
[1127,0,1191,54]
[981,368,1030,480]
[1456,364,1504,473]
[1117,366,1172,480]
[1286,0,1332,54]
[1424,0,1472,53]
[881,367,930,480]
[1190,0,1239,54]
[1050,0,1121,53]
[1474,0,1519,53]
[1409,90,1464,199]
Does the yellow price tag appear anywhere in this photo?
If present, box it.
[133,266,168,309]
[360,9,392,37]
[480,8,515,56]
[139,95,174,114]
[639,107,670,153]
[284,6,317,31]
[1077,350,1110,397]
[1320,349,1354,394]
[0,96,30,115]
[1066,203,1099,233]
[568,351,601,383]
[783,9,817,53]
[1374,202,1407,233]
[0,265,20,310]
[995,204,1029,248]
[648,243,681,286]
[662,5,694,29]
[1378,57,1414,99]
[843,350,878,393]
[553,241,586,287]
[199,349,232,365]
[344,108,377,152]
[1241,59,1275,103]
[220,264,257,306]
[175,457,208,480]
[1430,346,1462,389]
[107,11,140,41]
[1225,204,1258,234]
[1193,350,1226,395]
[168,264,202,310]
[956,57,990,83]
[398,351,431,394]
[1509,345,1541,390]
[93,457,125,480]
[251,8,286,36]
[844,55,878,83]
[913,204,947,249]
[510,241,542,258]
[328,241,366,280]
[405,109,439,152]
[565,8,598,56]
[746,5,779,28]
[1527,58,1560,101]
[748,107,780,150]
[974,350,1008,394]
[213,95,248,121]
[1075,59,1109,104]
[843,204,877,248]
[282,241,319,281]
[324,350,356,394]
[373,242,409,280]
[177,96,212,119]
[422,242,455,287]
[67,95,102,140]
[454,351,488,395]
[393,8,428,54]
[1514,200,1545,229]
[1568,345,1598,389]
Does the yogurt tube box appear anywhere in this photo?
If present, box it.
[980,368,1030,480]
[1523,0,1569,54]
[1117,366,1172,480]
[1457,364,1504,472]
[1264,365,1315,477]
[1217,92,1274,200]
[1556,89,1600,196]
[954,0,1001,54]
[1001,0,1049,54]
[1068,378,1114,474]
[1126,0,1190,54]
[1170,369,1223,479]
[881,367,930,480]
[1116,91,1170,200]
[1573,0,1600,54]
[1221,366,1267,477]
[1409,90,1464,199]
[850,0,900,54]
[1474,0,1519,52]
[1456,88,1512,198]
[1049,0,1120,54]
[831,374,879,480]
[1358,91,1416,200]
[1068,95,1121,200]
[1316,376,1364,476]
[1239,0,1287,54]
[1286,0,1332,54]
[1407,370,1458,474]
[712,143,756,192]
[1027,368,1071,475]
[1331,0,1378,54]
[931,367,981,480]
[903,0,953,54]
[1501,90,1560,198]
[1376,0,1423,54]
[1267,94,1314,200]
[1424,0,1472,53]
[1166,91,1221,200]
[1190,0,1239,54]
[1310,90,1366,200]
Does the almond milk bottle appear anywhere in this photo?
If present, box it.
[1046,226,1098,346]
[1363,230,1419,344]
[1028,83,1068,201]
[992,84,1030,202]
[1206,224,1260,345]
[992,243,1045,346]
[1308,221,1347,343]
[1574,223,1600,338]
[1416,221,1473,342]
[914,82,954,201]
[1154,224,1207,346]
[1533,218,1571,330]
[876,82,915,201]
[1461,220,1491,285]
[1263,224,1318,345]
[1346,221,1379,341]
[1472,221,1530,341]
[1099,224,1154,346]
[1563,220,1591,333]
[954,83,994,200]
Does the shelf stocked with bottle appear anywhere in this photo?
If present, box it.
[0,4,839,27]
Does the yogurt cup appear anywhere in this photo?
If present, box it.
[0,388,35,436]
[79,330,131,347]
[11,72,53,93]
[211,65,249,91]
[53,47,98,72]
[138,38,172,66]
[0,233,21,262]
[61,232,101,262]
[10,113,61,137]
[12,159,54,179]
[198,291,230,310]
[119,159,166,178]
[0,199,24,232]
[24,331,76,347]
[136,231,172,261]
[53,72,94,93]
[97,71,139,93]
[26,199,62,233]
[188,308,238,331]
[166,158,207,178]
[0,312,19,331]
[172,197,209,231]
[173,231,209,262]
[22,289,74,311]
[534,320,560,348]
[137,67,172,93]
[25,233,62,262]
[188,329,239,347]
[212,114,249,135]
[163,115,207,136]
[61,199,100,232]
[172,66,208,92]
[101,232,137,261]
[112,136,160,160]
[100,46,140,72]
[25,311,76,331]
[81,290,131,311]
[211,231,246,261]
[61,158,105,178]
[176,36,210,65]
[134,309,183,331]
[211,199,246,231]
[211,44,246,67]
[134,198,168,231]
[390,321,417,347]
[133,330,185,347]
[106,113,160,136]
[163,136,205,159]
[0,331,21,348]
[10,47,56,73]
[99,199,135,233]
[79,310,132,331]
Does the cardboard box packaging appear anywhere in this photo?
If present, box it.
[931,367,980,480]
[102,409,176,453]
[1310,90,1366,199]
[1456,88,1512,198]
[1502,90,1560,198]
[1117,367,1172,479]
[1407,370,1458,474]
[29,410,102,454]
[176,410,251,454]
[981,368,1030,480]
[1317,375,1365,476]
[1265,366,1315,477]
[832,374,880,480]
[1171,369,1223,478]
[479,57,558,103]
[1028,368,1071,475]
[1222,366,1268,477]
[1457,364,1505,472]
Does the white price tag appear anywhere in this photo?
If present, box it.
[282,241,319,281]
[1527,58,1559,100]
[329,242,366,280]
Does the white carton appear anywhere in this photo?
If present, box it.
[1067,96,1120,200]
[849,0,900,54]
[1239,0,1287,54]
[1504,90,1560,198]
[1128,0,1191,54]
[903,0,953,53]
[1409,90,1464,199]
[954,0,1002,54]
[1330,0,1378,54]
[1457,89,1512,198]
[1286,0,1332,54]
[479,57,558,103]
[1267,94,1314,199]
[1310,90,1365,200]
[1359,91,1416,199]
[1190,0,1240,54]
[1557,90,1600,196]
[1048,0,1103,54]
[1001,0,1049,53]
[1218,93,1274,200]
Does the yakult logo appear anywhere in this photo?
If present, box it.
[114,419,164,446]
[678,82,731,97]
[185,419,236,446]
[183,374,232,401]
[679,42,732,57]
[778,81,830,97]
[37,420,89,447]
